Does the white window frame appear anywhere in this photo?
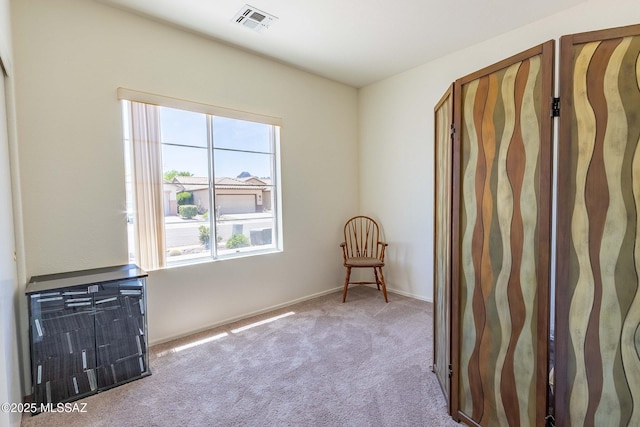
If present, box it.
[119,88,283,269]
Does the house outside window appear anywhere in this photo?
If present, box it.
[120,89,282,269]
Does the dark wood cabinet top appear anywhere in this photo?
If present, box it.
[26,264,147,294]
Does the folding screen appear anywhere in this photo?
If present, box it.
[556,23,640,427]
[433,85,454,413]
[450,41,554,427]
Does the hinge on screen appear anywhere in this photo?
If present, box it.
[449,123,455,139]
[448,364,453,379]
[551,97,560,117]
[545,414,555,427]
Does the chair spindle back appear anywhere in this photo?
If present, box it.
[343,216,381,259]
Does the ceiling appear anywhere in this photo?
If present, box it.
[98,0,585,88]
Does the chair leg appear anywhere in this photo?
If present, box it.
[377,267,388,303]
[373,268,381,290]
[342,267,352,303]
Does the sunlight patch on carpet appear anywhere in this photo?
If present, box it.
[231,311,295,334]
[161,332,229,355]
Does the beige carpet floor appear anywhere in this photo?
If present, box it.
[21,286,458,426]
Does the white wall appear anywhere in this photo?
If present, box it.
[12,0,359,389]
[359,0,640,302]
[0,79,21,427]
[0,0,24,424]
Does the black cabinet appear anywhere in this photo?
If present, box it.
[26,265,150,407]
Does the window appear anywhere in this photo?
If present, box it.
[120,89,282,270]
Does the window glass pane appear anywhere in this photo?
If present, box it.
[162,144,212,263]
[214,180,275,256]
[162,144,209,179]
[123,98,281,269]
[160,107,207,147]
[213,116,271,153]
[213,149,273,182]
[216,214,276,256]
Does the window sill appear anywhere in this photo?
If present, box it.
[163,246,283,270]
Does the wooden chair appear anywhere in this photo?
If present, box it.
[340,216,389,303]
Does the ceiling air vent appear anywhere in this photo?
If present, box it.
[232,5,278,33]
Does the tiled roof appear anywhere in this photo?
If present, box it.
[170,176,272,191]
[172,176,208,185]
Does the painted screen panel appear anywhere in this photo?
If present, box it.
[556,24,640,427]
[433,85,453,411]
[452,41,553,427]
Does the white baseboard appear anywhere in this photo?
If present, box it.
[386,287,433,303]
[151,286,343,346]
[354,283,433,303]
[151,284,433,346]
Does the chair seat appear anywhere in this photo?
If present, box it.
[345,257,384,267]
